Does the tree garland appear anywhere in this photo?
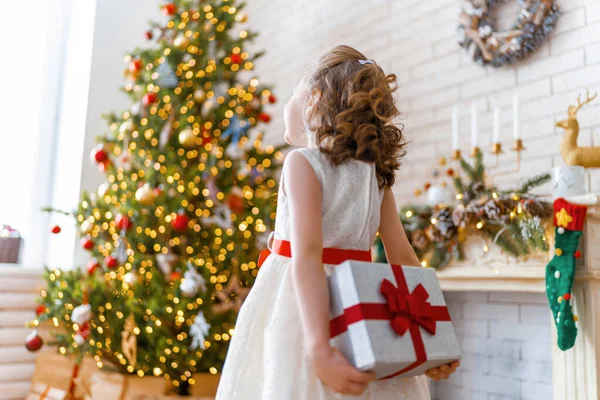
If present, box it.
[458,0,560,68]
[375,152,552,269]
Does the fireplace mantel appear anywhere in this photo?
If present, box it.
[435,193,600,400]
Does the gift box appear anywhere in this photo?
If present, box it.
[30,352,97,399]
[26,383,69,400]
[328,261,461,379]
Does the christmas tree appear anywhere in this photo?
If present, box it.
[29,0,283,395]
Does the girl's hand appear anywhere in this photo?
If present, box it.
[311,344,377,396]
[425,360,461,381]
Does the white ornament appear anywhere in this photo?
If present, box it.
[98,182,110,197]
[180,265,207,298]
[71,304,92,325]
[204,205,234,230]
[124,272,137,285]
[555,271,561,279]
[156,253,179,277]
[557,227,565,234]
[225,142,242,158]
[190,311,211,350]
[81,220,93,234]
[74,333,86,346]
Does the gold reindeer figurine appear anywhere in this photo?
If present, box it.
[556,90,600,168]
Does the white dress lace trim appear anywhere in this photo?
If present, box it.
[215,147,431,399]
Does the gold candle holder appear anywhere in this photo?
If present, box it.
[471,146,481,157]
[491,143,503,154]
[452,149,461,160]
[512,139,525,151]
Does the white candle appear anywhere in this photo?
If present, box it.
[452,106,459,150]
[471,102,478,148]
[513,92,520,141]
[492,106,500,144]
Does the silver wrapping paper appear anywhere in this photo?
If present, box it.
[328,260,462,379]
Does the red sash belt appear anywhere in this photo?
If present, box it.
[257,238,372,267]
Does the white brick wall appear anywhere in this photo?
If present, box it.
[430,292,552,400]
[243,0,600,398]
[246,0,600,201]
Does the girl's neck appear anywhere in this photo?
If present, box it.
[305,129,317,148]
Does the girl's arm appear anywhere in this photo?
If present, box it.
[284,151,375,395]
[378,188,461,380]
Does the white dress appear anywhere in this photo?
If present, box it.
[216,147,430,400]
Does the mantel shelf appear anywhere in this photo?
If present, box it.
[435,264,547,293]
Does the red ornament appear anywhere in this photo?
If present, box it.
[258,113,271,123]
[446,168,455,177]
[98,159,111,173]
[81,237,94,250]
[35,305,46,316]
[91,147,108,163]
[143,92,157,107]
[170,271,182,281]
[25,330,44,352]
[86,259,101,275]
[129,59,143,72]
[115,214,132,231]
[227,193,245,214]
[162,3,177,15]
[268,94,277,104]
[574,251,582,259]
[105,255,118,269]
[51,225,62,234]
[424,182,432,191]
[230,53,242,64]
[145,30,153,40]
[171,213,189,231]
[563,293,572,301]
[79,322,91,340]
[201,129,212,145]
[153,186,164,197]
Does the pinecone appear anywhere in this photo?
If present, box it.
[523,199,553,218]
[425,225,444,243]
[472,181,485,194]
[484,199,503,220]
[431,207,457,240]
[411,230,429,250]
[452,204,476,228]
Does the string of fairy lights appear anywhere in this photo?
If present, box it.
[31,1,285,390]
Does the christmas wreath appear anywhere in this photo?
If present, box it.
[458,0,560,67]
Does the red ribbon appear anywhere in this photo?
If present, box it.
[257,238,372,267]
[329,264,451,379]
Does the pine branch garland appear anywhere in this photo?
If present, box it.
[514,173,552,194]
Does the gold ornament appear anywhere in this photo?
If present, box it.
[121,314,137,366]
[439,157,447,167]
[174,34,191,50]
[135,183,156,205]
[178,127,196,148]
[212,275,250,314]
[557,91,600,168]
[80,220,93,234]
[193,89,206,102]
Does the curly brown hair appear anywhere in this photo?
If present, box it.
[304,45,406,189]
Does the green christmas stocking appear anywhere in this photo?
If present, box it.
[545,198,587,351]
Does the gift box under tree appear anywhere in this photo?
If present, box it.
[328,261,461,379]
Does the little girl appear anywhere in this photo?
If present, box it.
[216,45,459,399]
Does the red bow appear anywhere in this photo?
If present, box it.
[381,280,437,336]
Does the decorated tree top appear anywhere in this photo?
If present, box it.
[32,0,284,395]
